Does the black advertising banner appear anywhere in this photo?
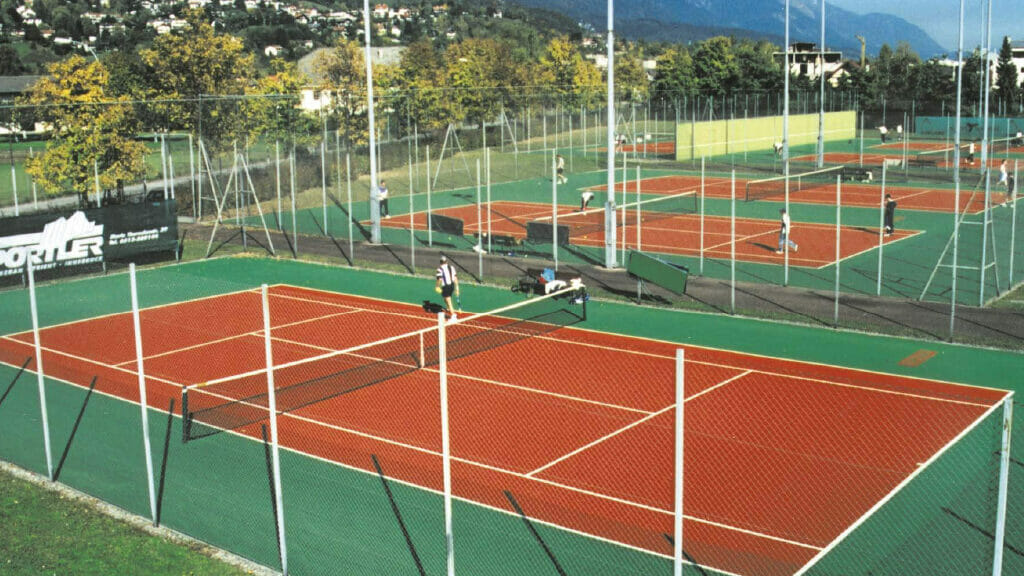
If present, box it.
[0,200,178,280]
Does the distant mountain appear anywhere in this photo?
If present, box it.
[508,0,946,58]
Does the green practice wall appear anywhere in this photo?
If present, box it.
[676,111,857,160]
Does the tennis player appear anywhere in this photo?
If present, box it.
[579,190,594,211]
[435,255,459,321]
[776,209,798,254]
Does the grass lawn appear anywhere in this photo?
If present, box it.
[0,466,260,576]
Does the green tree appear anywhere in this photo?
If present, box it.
[614,49,649,103]
[691,36,740,97]
[139,9,254,149]
[246,58,316,145]
[995,36,1020,109]
[651,47,697,99]
[445,38,505,129]
[537,36,602,109]
[313,38,368,147]
[22,55,147,204]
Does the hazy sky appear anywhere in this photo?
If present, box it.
[828,0,1021,54]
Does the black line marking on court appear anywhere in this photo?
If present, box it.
[503,490,567,576]
[0,356,32,411]
[662,534,711,576]
[261,424,285,572]
[53,376,98,483]
[371,454,426,576]
[942,507,1024,559]
[155,398,175,526]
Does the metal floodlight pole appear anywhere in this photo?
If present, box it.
[784,0,791,287]
[979,0,994,306]
[364,0,380,243]
[951,0,965,340]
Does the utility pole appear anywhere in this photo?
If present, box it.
[856,35,866,67]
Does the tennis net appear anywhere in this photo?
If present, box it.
[526,190,698,243]
[912,144,970,165]
[744,166,844,202]
[181,285,587,442]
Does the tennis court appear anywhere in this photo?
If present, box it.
[0,281,1009,576]
[382,200,919,267]
[587,173,1006,214]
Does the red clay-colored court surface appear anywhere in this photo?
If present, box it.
[793,151,1017,172]
[587,173,1007,214]
[381,201,919,268]
[0,285,1007,575]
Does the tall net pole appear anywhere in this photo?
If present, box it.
[783,0,792,286]
[951,0,965,340]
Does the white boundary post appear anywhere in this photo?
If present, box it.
[262,285,288,575]
[552,156,559,270]
[877,164,887,295]
[321,137,328,236]
[129,264,158,525]
[486,148,492,254]
[635,165,641,251]
[346,153,353,260]
[11,158,20,216]
[699,157,705,275]
[27,260,53,480]
[275,141,282,229]
[730,171,736,314]
[992,394,1013,576]
[290,146,298,256]
[438,311,455,576]
[673,348,685,576]
[477,160,484,276]
[834,175,842,327]
[427,145,433,247]
[1009,162,1017,285]
[409,150,416,272]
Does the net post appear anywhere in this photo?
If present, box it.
[262,284,289,575]
[673,348,685,576]
[438,311,455,576]
[27,259,54,481]
[992,394,1013,576]
[181,388,190,443]
[130,264,158,525]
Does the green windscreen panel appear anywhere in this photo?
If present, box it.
[627,250,688,295]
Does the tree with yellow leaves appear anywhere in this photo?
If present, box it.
[22,55,147,206]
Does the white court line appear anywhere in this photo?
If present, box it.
[0,357,749,576]
[526,404,675,477]
[185,371,823,553]
[112,308,362,368]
